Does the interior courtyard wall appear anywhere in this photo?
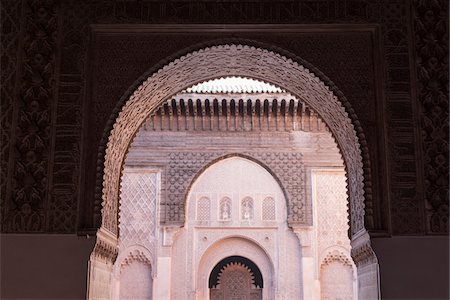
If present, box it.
[125,124,339,299]
[182,157,301,299]
[112,105,356,299]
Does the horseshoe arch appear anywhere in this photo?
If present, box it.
[88,44,380,299]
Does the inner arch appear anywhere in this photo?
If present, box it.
[209,256,263,289]
[88,43,380,300]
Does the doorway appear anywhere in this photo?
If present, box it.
[209,256,263,300]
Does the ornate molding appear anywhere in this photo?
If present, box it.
[119,249,152,273]
[145,94,326,133]
[90,227,118,263]
[321,249,353,267]
[350,230,378,268]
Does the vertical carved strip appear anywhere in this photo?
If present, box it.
[187,99,193,131]
[382,0,423,234]
[273,99,278,131]
[413,0,449,234]
[175,99,182,131]
[239,99,244,130]
[288,99,295,131]
[5,0,58,232]
[281,99,287,131]
[216,99,221,131]
[256,99,261,131]
[200,99,206,130]
[250,100,256,131]
[166,100,174,130]
[1,0,24,228]
[265,100,270,131]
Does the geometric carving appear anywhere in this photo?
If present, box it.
[113,169,158,300]
[314,171,351,253]
[196,197,210,221]
[321,250,353,267]
[211,262,262,300]
[120,249,152,270]
[166,151,305,225]
[118,170,158,250]
[249,152,305,225]
[217,262,256,287]
[262,197,276,221]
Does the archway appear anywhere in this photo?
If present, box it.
[88,44,380,299]
[197,237,275,300]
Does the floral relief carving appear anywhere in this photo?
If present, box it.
[3,0,58,232]
[1,0,22,221]
[413,0,449,234]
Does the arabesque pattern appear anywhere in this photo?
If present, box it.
[118,171,158,250]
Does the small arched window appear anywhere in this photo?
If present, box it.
[219,197,232,221]
[241,197,254,220]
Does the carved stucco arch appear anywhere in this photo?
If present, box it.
[197,236,275,299]
[319,246,355,269]
[89,43,381,300]
[184,153,295,223]
[93,39,373,232]
[100,43,365,238]
[112,245,155,279]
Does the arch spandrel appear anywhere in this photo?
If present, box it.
[101,44,364,238]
